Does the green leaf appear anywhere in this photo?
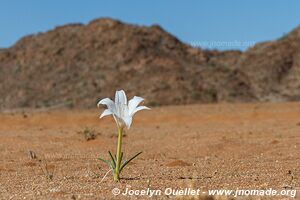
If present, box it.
[98,156,109,165]
[98,156,114,170]
[114,152,123,165]
[120,151,142,173]
[108,151,116,168]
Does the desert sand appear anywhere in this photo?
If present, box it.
[0,102,299,199]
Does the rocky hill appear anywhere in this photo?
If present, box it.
[0,18,299,110]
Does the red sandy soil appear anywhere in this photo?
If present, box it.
[0,103,299,199]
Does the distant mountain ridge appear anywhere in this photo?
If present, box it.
[0,18,299,109]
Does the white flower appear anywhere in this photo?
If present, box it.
[97,90,150,129]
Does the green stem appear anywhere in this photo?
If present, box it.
[114,126,123,181]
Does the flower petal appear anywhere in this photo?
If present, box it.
[113,114,126,128]
[100,109,113,118]
[97,98,115,112]
[115,90,127,105]
[131,106,150,116]
[123,116,133,129]
[128,96,144,116]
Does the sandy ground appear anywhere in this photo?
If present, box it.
[0,102,299,199]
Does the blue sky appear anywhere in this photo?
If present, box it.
[1,0,300,50]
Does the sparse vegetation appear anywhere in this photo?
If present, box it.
[77,127,100,141]
[27,150,55,180]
